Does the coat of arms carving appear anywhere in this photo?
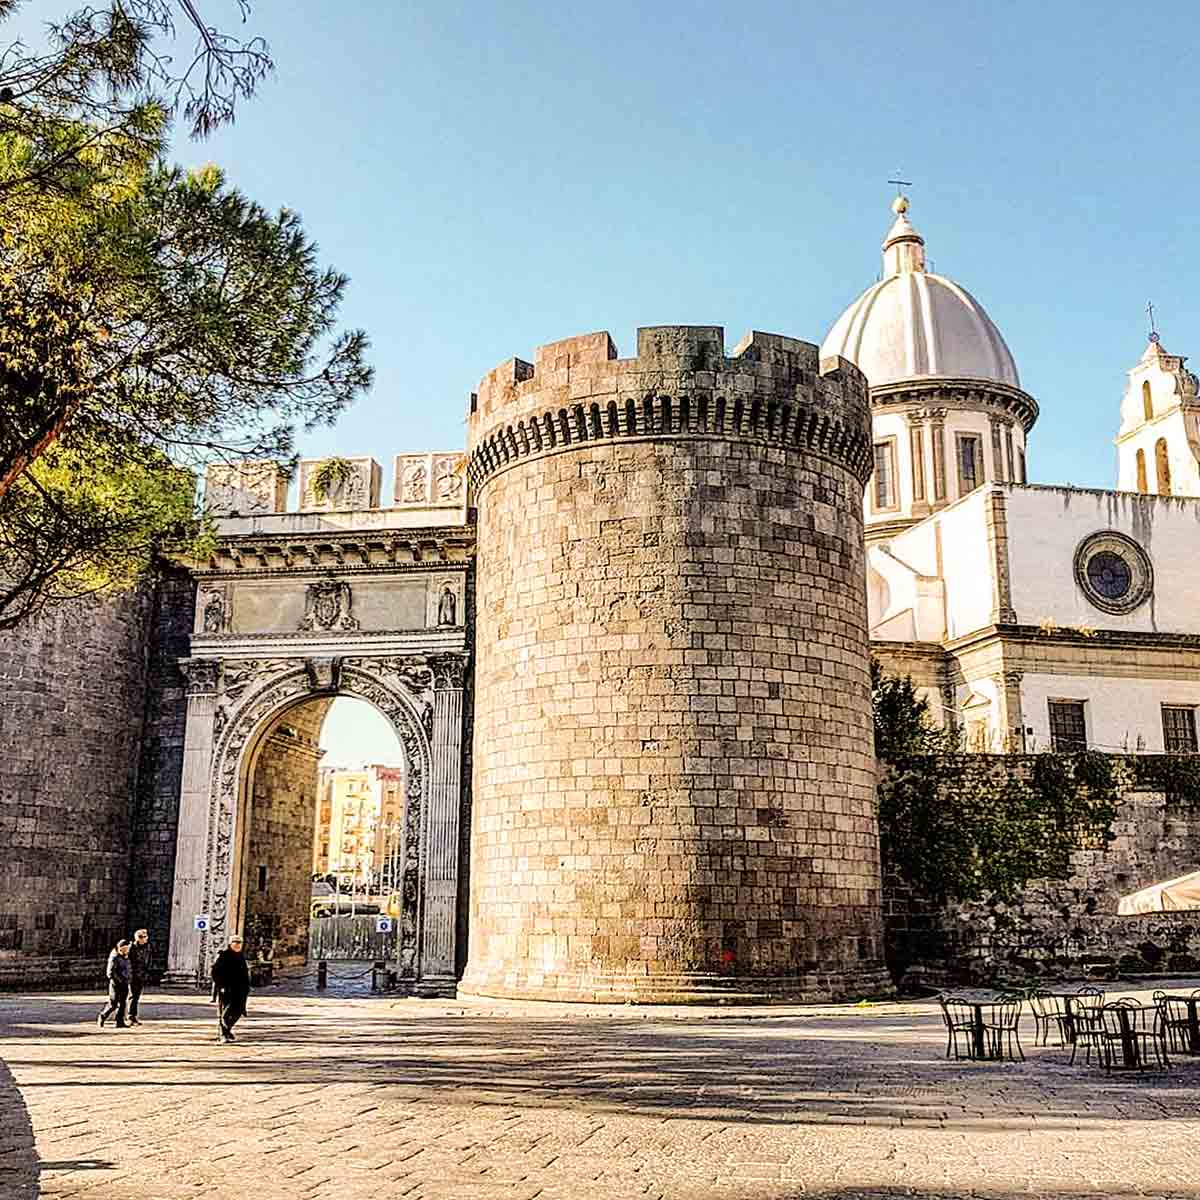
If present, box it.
[299,580,360,632]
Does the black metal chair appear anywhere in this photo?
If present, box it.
[982,993,1025,1061]
[1027,989,1068,1047]
[1097,1000,1169,1073]
[1157,993,1194,1057]
[938,994,979,1060]
[1069,988,1106,1066]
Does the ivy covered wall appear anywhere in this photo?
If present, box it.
[881,754,1200,988]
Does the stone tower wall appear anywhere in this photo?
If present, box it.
[0,589,156,988]
[461,325,889,1002]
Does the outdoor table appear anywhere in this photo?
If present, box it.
[1162,994,1200,1055]
[1106,1003,1157,1069]
[959,996,1018,1061]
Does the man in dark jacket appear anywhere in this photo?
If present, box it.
[127,929,150,1025]
[210,934,251,1043]
[97,940,132,1028]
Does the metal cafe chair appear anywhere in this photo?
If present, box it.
[982,993,1025,1061]
[1156,992,1196,1057]
[1068,988,1107,1066]
[938,994,979,1060]
[1027,989,1068,1047]
[1098,1000,1169,1073]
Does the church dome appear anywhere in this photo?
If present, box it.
[821,197,1020,389]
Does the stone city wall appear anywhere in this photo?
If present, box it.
[885,757,1200,989]
[462,325,890,1002]
[0,588,157,988]
[127,567,196,978]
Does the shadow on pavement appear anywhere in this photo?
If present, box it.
[3,1002,1199,1133]
[0,1056,38,1198]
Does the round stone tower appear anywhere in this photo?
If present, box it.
[461,325,889,1002]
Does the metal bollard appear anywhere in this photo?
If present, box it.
[371,960,386,992]
[317,960,327,989]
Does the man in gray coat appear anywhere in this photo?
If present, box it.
[97,940,132,1028]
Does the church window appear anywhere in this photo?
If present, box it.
[1004,427,1015,483]
[1048,700,1087,753]
[957,434,983,495]
[1155,438,1172,495]
[1136,448,1148,493]
[1017,448,1027,484]
[1143,380,1154,421]
[872,439,898,510]
[909,425,926,501]
[1073,529,1154,615]
[1162,706,1198,754]
[1086,551,1133,601]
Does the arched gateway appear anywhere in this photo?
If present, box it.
[164,454,472,995]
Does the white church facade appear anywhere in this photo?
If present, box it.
[830,197,1200,756]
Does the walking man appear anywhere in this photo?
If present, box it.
[127,929,150,1025]
[210,934,250,1044]
[97,940,132,1028]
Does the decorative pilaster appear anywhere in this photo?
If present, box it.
[990,416,1005,482]
[164,659,221,985]
[993,670,1026,752]
[907,414,930,516]
[984,487,1017,625]
[930,409,948,504]
[415,653,468,994]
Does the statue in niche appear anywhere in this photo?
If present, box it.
[436,585,456,627]
[403,462,428,503]
[202,592,226,634]
[299,580,359,632]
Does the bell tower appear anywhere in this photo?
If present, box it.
[1115,335,1200,497]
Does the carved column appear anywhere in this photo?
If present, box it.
[415,653,468,994]
[165,659,221,985]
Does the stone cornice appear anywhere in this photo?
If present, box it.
[944,622,1200,655]
[870,377,1039,433]
[189,526,476,576]
[189,628,468,659]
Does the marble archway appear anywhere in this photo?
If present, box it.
[166,653,466,995]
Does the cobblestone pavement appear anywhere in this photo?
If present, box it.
[3,980,1200,1200]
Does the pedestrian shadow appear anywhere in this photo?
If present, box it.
[0,1056,38,1198]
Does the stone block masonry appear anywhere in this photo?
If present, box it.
[461,325,891,1001]
[0,588,156,988]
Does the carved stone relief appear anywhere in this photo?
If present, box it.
[300,580,360,632]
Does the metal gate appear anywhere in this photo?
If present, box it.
[309,914,397,961]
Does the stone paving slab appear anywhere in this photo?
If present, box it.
[1,981,1199,1199]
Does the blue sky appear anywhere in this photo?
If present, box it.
[116,0,1197,498]
[17,2,1200,759]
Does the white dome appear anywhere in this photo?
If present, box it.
[821,201,1020,390]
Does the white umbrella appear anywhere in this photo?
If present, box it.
[1117,869,1200,915]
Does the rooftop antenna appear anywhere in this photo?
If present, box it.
[1147,300,1159,343]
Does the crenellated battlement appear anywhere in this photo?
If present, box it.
[466,325,871,487]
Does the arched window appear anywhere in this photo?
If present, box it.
[1136,448,1148,493]
[1155,437,1172,495]
[1142,380,1154,422]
